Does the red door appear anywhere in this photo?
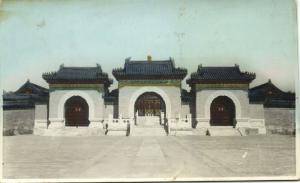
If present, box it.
[134,92,165,116]
[65,96,89,126]
[210,96,235,126]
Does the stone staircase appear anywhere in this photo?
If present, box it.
[130,126,167,136]
[207,126,242,136]
[136,116,162,127]
[192,128,208,136]
[130,116,167,136]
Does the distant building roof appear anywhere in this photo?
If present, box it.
[112,57,187,80]
[181,89,192,103]
[249,79,295,108]
[104,89,118,103]
[3,81,49,110]
[187,64,256,85]
[15,80,48,95]
[43,64,112,85]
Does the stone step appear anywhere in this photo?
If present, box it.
[38,127,105,136]
[136,116,161,127]
[192,128,208,136]
[130,127,167,136]
[169,130,193,136]
[208,127,242,136]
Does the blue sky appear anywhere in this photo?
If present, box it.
[0,0,298,92]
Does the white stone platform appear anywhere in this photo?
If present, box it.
[207,126,242,136]
[34,127,106,136]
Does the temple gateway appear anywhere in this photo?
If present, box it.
[3,57,296,136]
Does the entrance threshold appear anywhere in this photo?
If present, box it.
[209,126,235,129]
[208,126,241,136]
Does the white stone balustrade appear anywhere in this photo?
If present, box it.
[104,114,130,131]
[169,114,192,130]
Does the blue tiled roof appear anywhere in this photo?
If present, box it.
[249,80,295,108]
[43,64,112,84]
[125,60,174,74]
[3,81,49,110]
[113,58,187,80]
[187,64,256,84]
[16,80,48,95]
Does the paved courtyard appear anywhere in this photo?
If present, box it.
[3,135,296,180]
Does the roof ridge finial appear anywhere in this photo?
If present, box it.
[125,57,131,63]
[96,63,100,68]
[147,55,152,62]
[235,64,239,68]
[268,79,271,83]
[60,64,64,69]
[27,79,30,83]
[198,64,202,70]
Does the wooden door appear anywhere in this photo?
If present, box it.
[210,96,235,126]
[65,96,89,126]
[135,92,165,116]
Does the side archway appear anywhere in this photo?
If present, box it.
[64,96,89,126]
[129,87,172,118]
[204,90,242,119]
[210,96,236,126]
[57,90,95,123]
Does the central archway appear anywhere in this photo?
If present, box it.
[210,96,236,126]
[64,96,89,126]
[128,87,172,119]
[134,92,166,116]
[134,92,166,127]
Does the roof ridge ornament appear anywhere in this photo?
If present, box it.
[198,64,203,71]
[125,57,131,62]
[59,64,64,69]
[169,57,175,67]
[147,55,152,62]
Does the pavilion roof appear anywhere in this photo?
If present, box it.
[112,58,187,80]
[249,80,295,108]
[3,81,49,110]
[187,64,256,84]
[43,64,112,85]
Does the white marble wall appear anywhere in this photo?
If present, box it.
[48,89,105,128]
[180,103,190,117]
[195,89,249,127]
[193,88,266,134]
[34,104,48,135]
[104,104,114,118]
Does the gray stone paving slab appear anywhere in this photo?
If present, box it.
[2,135,296,180]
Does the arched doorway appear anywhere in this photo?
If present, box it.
[64,96,89,126]
[135,92,166,116]
[210,96,236,126]
[134,92,166,127]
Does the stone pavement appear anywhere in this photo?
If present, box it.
[3,135,296,180]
